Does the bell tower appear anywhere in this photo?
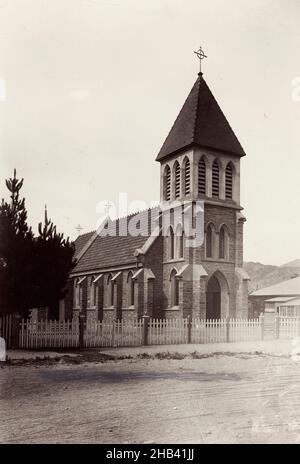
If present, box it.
[156,49,249,319]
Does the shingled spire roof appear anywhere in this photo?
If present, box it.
[156,73,246,161]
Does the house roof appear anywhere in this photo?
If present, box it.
[156,74,246,161]
[250,276,300,297]
[265,297,297,303]
[283,298,300,306]
[72,208,159,275]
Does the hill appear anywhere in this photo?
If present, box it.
[244,260,300,292]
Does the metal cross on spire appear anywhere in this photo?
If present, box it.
[104,201,112,216]
[193,46,207,75]
[76,224,83,235]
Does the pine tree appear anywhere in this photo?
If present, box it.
[0,170,76,318]
[34,207,76,317]
[0,170,35,315]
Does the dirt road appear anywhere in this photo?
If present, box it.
[1,353,300,444]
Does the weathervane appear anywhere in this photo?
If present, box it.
[193,46,207,74]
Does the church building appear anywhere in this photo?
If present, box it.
[62,66,249,321]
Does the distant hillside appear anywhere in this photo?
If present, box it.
[244,260,300,292]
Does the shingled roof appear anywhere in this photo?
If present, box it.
[74,231,95,257]
[156,74,246,161]
[72,208,158,275]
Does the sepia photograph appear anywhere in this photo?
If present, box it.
[0,0,300,448]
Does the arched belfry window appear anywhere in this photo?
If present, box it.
[206,225,213,258]
[198,158,206,195]
[174,162,181,199]
[169,227,175,260]
[225,163,233,200]
[164,165,171,201]
[107,274,114,306]
[212,160,220,198]
[219,225,229,259]
[170,269,179,307]
[184,158,191,196]
[127,271,135,307]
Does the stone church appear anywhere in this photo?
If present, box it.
[61,69,249,321]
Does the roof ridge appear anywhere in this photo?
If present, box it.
[77,206,160,239]
[199,77,245,155]
[192,75,201,143]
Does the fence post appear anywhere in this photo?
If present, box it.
[260,314,264,340]
[275,315,280,339]
[11,314,21,349]
[79,313,85,348]
[187,316,192,344]
[226,317,230,343]
[298,318,300,337]
[142,315,150,346]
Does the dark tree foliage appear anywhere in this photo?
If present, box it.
[0,170,76,317]
[34,209,76,310]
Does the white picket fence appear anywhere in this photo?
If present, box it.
[0,314,13,348]
[278,317,300,339]
[148,318,188,345]
[18,316,264,349]
[84,319,143,348]
[19,319,79,349]
[191,318,261,344]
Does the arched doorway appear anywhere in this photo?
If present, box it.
[205,271,229,320]
[206,275,221,319]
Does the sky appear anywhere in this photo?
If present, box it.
[0,0,299,266]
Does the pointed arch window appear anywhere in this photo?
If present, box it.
[164,165,171,201]
[170,269,179,307]
[212,161,220,198]
[179,230,184,258]
[74,278,81,307]
[219,225,229,260]
[169,227,175,260]
[219,228,225,259]
[107,274,114,306]
[184,158,191,196]
[198,158,206,195]
[127,271,135,307]
[89,275,98,307]
[175,162,181,199]
[206,225,213,258]
[225,163,233,200]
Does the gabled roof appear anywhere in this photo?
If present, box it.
[72,208,159,275]
[74,231,95,257]
[250,276,300,297]
[156,74,246,161]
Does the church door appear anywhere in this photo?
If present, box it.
[206,275,221,319]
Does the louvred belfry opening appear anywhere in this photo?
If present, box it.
[175,162,180,199]
[198,158,206,195]
[165,165,171,200]
[184,159,190,195]
[212,161,219,198]
[225,164,233,199]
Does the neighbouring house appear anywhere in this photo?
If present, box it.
[60,68,249,321]
[249,276,300,318]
